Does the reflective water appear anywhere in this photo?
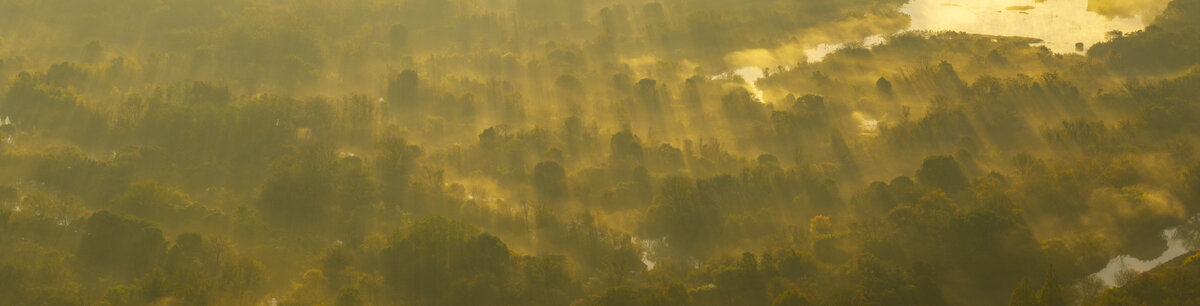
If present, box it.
[794,0,1155,63]
[1092,228,1195,286]
[804,35,887,63]
[900,0,1150,53]
[732,66,765,101]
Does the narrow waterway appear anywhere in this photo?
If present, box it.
[1092,227,1197,286]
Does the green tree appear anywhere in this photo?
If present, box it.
[257,144,337,232]
[533,161,568,204]
[916,155,968,193]
[610,131,644,166]
[389,24,409,51]
[335,287,364,306]
[375,136,422,206]
[640,177,721,257]
[77,211,166,279]
[773,288,812,306]
[876,76,893,97]
[1009,278,1038,306]
[595,286,643,306]
[387,70,420,110]
[1039,270,1065,306]
[109,181,193,224]
[381,218,513,305]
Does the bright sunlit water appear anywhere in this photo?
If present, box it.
[794,0,1154,64]
[1092,228,1195,287]
[738,0,1158,101]
[900,0,1150,53]
[804,35,887,63]
[732,66,766,101]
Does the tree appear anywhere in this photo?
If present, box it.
[82,40,105,63]
[533,161,568,204]
[713,253,766,305]
[157,233,264,305]
[77,211,167,278]
[109,181,193,224]
[809,215,832,235]
[857,182,897,216]
[876,76,893,97]
[595,286,643,306]
[1182,163,1200,213]
[335,287,364,306]
[381,218,513,305]
[773,288,812,306]
[640,176,721,257]
[375,136,422,205]
[1038,269,1065,306]
[916,155,968,193]
[258,144,338,232]
[1008,278,1038,306]
[721,88,766,123]
[513,255,577,305]
[609,131,644,175]
[658,283,691,306]
[387,70,420,110]
[0,185,18,204]
[831,131,859,178]
[634,78,662,110]
[389,24,409,51]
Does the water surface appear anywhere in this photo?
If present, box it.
[900,0,1150,53]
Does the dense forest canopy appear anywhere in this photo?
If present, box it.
[1,0,1199,305]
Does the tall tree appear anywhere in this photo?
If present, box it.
[1008,278,1038,306]
[533,161,568,204]
[77,211,167,279]
[1039,270,1065,306]
[916,155,968,193]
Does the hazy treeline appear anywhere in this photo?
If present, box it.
[1,0,1199,305]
